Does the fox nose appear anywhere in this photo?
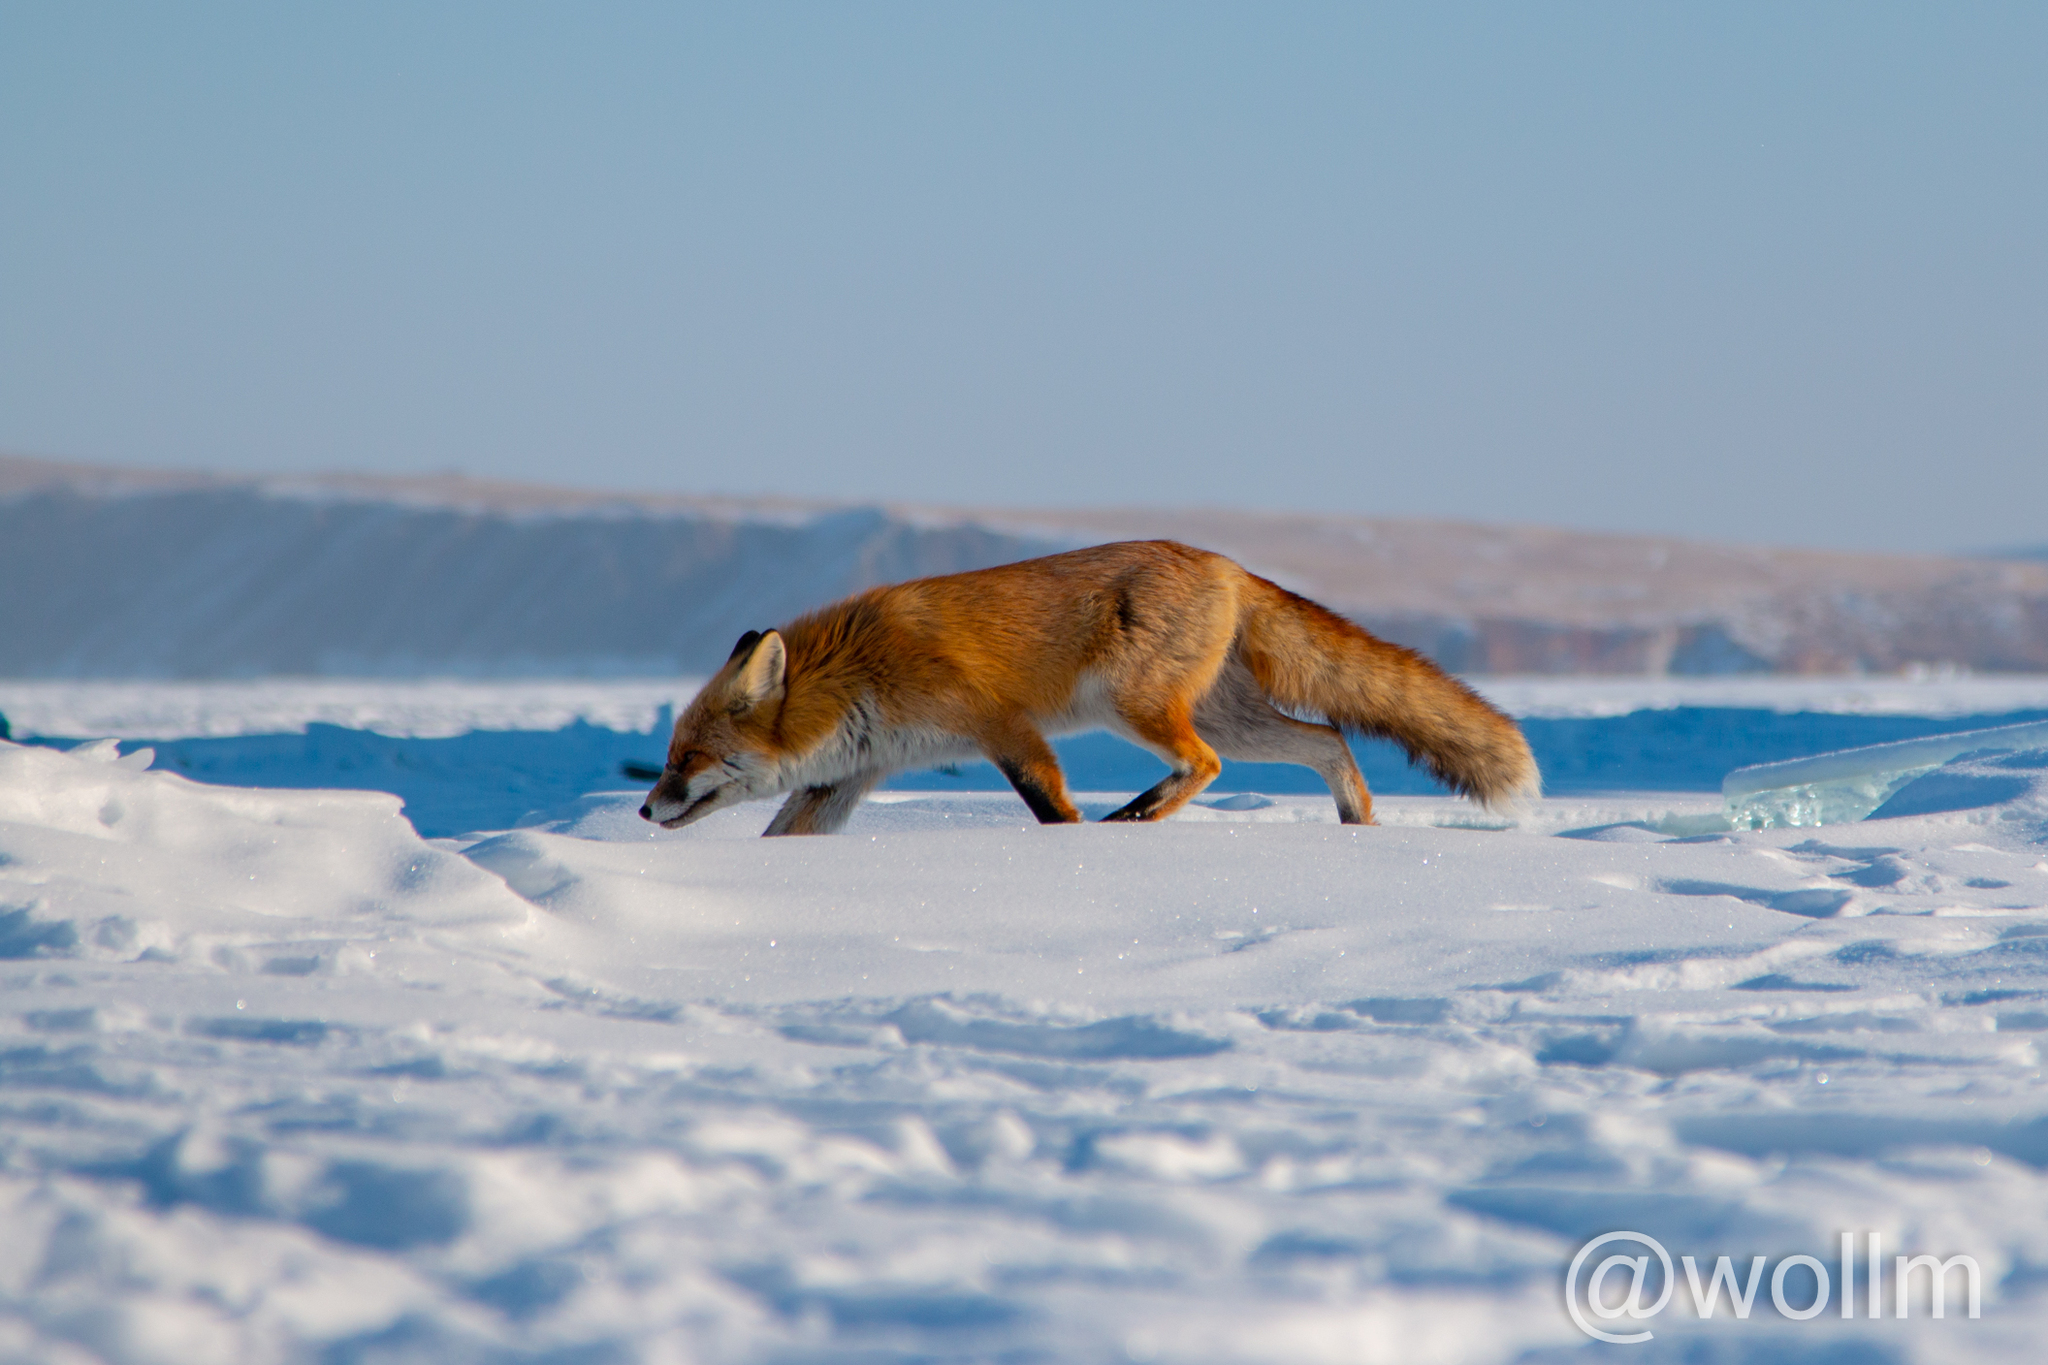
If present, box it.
[638,803,653,821]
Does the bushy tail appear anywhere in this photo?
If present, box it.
[1235,576,1541,810]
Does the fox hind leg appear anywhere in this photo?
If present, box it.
[1101,700,1223,822]
[763,770,885,836]
[1194,659,1373,824]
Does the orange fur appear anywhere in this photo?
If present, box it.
[641,541,1540,835]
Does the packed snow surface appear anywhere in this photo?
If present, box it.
[5,707,2048,1363]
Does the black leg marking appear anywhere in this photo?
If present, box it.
[1101,781,1173,822]
[998,760,1078,824]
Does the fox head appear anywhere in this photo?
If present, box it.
[640,629,788,828]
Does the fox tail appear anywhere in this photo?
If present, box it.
[1235,577,1541,810]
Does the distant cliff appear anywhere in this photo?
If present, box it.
[5,454,2046,677]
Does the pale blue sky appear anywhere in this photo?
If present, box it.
[3,3,2043,552]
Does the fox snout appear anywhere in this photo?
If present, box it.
[640,770,693,826]
[641,758,739,828]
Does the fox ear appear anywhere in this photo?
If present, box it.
[733,630,786,707]
[727,629,762,662]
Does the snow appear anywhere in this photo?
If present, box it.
[1475,674,2048,720]
[3,686,2048,1363]
[0,679,697,741]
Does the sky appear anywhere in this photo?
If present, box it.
[2,2,2043,554]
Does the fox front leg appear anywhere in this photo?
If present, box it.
[762,771,884,836]
[975,719,1083,824]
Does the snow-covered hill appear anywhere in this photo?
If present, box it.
[8,453,2048,677]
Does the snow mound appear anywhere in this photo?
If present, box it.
[1870,747,2048,829]
[0,738,528,965]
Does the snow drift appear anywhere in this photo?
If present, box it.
[4,725,2048,1362]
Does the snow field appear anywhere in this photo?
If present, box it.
[4,734,2048,1362]
[0,679,696,743]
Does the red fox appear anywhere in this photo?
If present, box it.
[640,541,1539,835]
